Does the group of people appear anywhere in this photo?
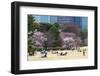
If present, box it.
[51,50,68,56]
[40,47,87,58]
[28,47,87,58]
[40,49,68,58]
[40,49,48,58]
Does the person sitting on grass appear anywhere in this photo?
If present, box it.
[41,49,47,58]
[57,50,67,56]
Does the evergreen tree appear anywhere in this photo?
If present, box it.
[28,15,40,32]
[48,25,61,47]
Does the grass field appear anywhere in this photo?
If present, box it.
[27,46,88,61]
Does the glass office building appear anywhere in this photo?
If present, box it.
[34,15,50,23]
[34,15,87,29]
[57,16,75,25]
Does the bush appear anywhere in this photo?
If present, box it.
[47,47,66,51]
[36,48,42,51]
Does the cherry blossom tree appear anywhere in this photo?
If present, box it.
[32,31,47,48]
[60,32,81,50]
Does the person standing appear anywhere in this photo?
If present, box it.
[83,49,86,56]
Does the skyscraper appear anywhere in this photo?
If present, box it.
[33,15,87,29]
[57,16,75,25]
[50,16,57,23]
[34,15,50,23]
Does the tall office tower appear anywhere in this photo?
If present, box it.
[81,17,88,29]
[34,15,50,23]
[34,15,58,24]
[58,16,88,29]
[50,16,58,24]
[34,15,87,29]
[74,17,82,28]
[57,16,75,25]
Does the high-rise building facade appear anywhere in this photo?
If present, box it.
[57,16,75,25]
[34,15,87,29]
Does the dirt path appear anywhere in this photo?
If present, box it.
[28,47,88,61]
